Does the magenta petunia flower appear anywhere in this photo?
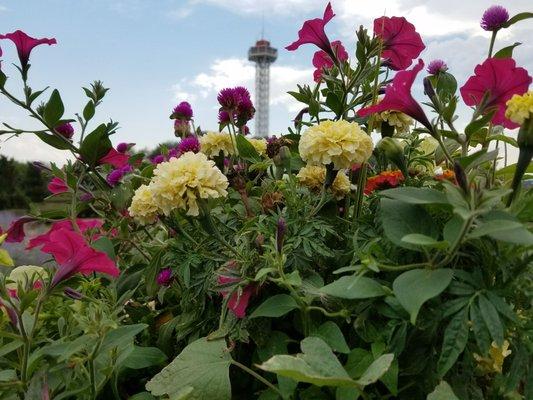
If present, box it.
[460,58,532,129]
[480,5,509,31]
[41,228,119,287]
[374,16,425,71]
[178,135,201,154]
[427,59,448,75]
[218,274,255,319]
[358,59,433,132]
[172,101,193,120]
[0,30,56,68]
[4,216,36,243]
[55,122,74,139]
[27,218,103,250]
[99,147,130,168]
[157,268,173,286]
[48,177,68,194]
[286,2,336,58]
[312,40,349,82]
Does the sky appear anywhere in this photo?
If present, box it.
[0,0,532,164]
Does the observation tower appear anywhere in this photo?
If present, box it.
[248,39,277,137]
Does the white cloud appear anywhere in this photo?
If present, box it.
[167,6,193,20]
[0,134,73,164]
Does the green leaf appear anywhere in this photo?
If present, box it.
[258,337,356,387]
[123,346,167,369]
[92,236,116,260]
[468,220,523,239]
[356,354,394,386]
[380,187,448,204]
[437,308,469,377]
[33,130,73,150]
[83,101,96,121]
[469,303,491,353]
[478,295,504,345]
[43,89,64,126]
[311,322,350,354]
[146,338,231,400]
[250,294,299,318]
[502,12,533,28]
[320,275,386,299]
[393,269,453,324]
[464,113,495,138]
[443,215,464,244]
[344,348,373,378]
[401,234,449,249]
[380,199,439,251]
[427,381,459,400]
[235,135,260,160]
[100,324,147,353]
[0,249,14,267]
[79,123,112,167]
[128,393,156,400]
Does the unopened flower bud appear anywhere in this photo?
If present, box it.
[453,161,469,195]
[423,77,437,103]
[64,287,83,300]
[255,234,265,255]
[157,268,173,286]
[276,217,286,254]
[377,137,408,176]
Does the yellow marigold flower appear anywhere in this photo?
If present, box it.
[128,184,159,225]
[375,110,413,134]
[150,152,228,216]
[6,265,46,291]
[248,138,267,156]
[200,131,235,157]
[474,340,512,374]
[297,165,351,199]
[506,91,533,125]
[299,120,373,169]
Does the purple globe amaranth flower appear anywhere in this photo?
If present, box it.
[217,88,241,110]
[167,148,180,159]
[157,268,173,286]
[427,59,448,75]
[480,5,509,31]
[172,101,193,120]
[106,168,125,186]
[116,142,129,153]
[218,110,232,125]
[236,97,255,126]
[234,86,251,100]
[55,122,74,139]
[152,154,165,164]
[178,135,200,153]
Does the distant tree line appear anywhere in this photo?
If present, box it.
[0,156,48,210]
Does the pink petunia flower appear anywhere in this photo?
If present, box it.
[312,40,349,82]
[460,58,532,129]
[98,147,130,168]
[358,59,433,132]
[286,2,336,59]
[374,16,425,71]
[40,229,119,287]
[27,218,103,250]
[218,275,255,319]
[0,30,56,68]
[4,216,36,243]
[47,177,68,194]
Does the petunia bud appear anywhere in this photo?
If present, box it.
[255,234,265,255]
[453,161,469,195]
[64,287,83,300]
[377,137,408,177]
[423,77,437,104]
[276,217,286,254]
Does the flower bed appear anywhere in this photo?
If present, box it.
[0,3,532,400]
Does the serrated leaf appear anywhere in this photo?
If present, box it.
[250,294,299,318]
[320,275,386,299]
[146,338,231,400]
[427,381,459,400]
[437,308,469,377]
[393,269,453,324]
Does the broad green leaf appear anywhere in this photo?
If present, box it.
[401,234,449,249]
[79,123,112,167]
[483,211,533,245]
[43,89,64,126]
[437,308,469,377]
[0,249,14,267]
[258,337,356,387]
[92,236,116,260]
[380,187,448,204]
[146,338,231,400]
[128,393,156,400]
[100,324,147,353]
[443,215,464,244]
[344,348,373,378]
[393,269,453,324]
[250,294,299,318]
[502,12,533,28]
[83,100,96,121]
[235,135,260,160]
[468,220,523,239]
[469,303,491,352]
[427,381,459,400]
[478,295,504,345]
[311,322,350,354]
[34,130,73,150]
[320,275,386,299]
[380,199,439,251]
[356,354,394,386]
[0,340,23,357]
[123,346,167,369]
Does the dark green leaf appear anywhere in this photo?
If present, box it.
[380,187,448,204]
[79,123,112,166]
[320,275,386,299]
[478,295,503,345]
[34,131,72,150]
[311,322,350,354]
[123,346,167,369]
[43,89,64,126]
[469,303,491,353]
[92,236,116,260]
[437,308,469,377]
[235,135,260,160]
[427,381,460,400]
[250,294,299,318]
[83,101,95,121]
[502,12,533,28]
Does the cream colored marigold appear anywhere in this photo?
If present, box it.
[149,152,228,216]
[505,91,533,125]
[6,265,46,291]
[248,138,267,156]
[299,120,373,170]
[128,184,159,225]
[375,110,413,134]
[474,340,512,374]
[297,165,351,199]
[199,131,235,157]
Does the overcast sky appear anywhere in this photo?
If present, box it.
[0,0,532,164]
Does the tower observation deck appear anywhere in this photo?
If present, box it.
[248,40,277,137]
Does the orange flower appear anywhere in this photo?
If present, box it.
[364,170,404,194]
[435,169,456,182]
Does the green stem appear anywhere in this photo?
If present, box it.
[436,215,474,268]
[488,31,497,58]
[231,360,283,397]
[306,306,349,318]
[378,262,430,272]
[352,163,368,225]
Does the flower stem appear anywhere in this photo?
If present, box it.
[231,360,283,397]
[488,31,497,58]
[352,163,368,225]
